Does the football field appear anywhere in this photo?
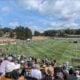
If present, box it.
[0,38,80,63]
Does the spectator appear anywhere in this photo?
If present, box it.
[54,72,64,80]
[29,64,42,80]
[68,68,77,80]
[0,56,20,80]
[44,62,54,80]
[5,56,20,80]
[76,70,80,80]
[0,57,10,76]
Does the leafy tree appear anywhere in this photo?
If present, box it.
[0,30,3,37]
[34,31,41,36]
[15,26,32,40]
[9,31,14,38]
[76,29,80,35]
[57,30,65,36]
[24,27,32,39]
[65,29,76,34]
[2,27,12,33]
[15,26,25,39]
[44,30,57,36]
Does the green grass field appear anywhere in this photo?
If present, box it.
[0,38,80,63]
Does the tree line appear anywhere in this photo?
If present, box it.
[34,29,80,37]
[0,25,80,39]
[0,26,32,40]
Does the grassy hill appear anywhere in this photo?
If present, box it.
[0,38,80,63]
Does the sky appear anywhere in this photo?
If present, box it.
[0,0,80,32]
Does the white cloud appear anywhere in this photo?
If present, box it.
[9,21,20,28]
[18,0,80,18]
[53,0,80,20]
[18,0,42,11]
[0,17,2,21]
[18,0,80,30]
[28,25,44,33]
[65,22,80,29]
[49,21,80,30]
[1,6,11,13]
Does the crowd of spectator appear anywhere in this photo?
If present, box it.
[0,53,80,80]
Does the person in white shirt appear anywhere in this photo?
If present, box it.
[76,70,80,80]
[3,56,20,79]
[0,57,10,76]
[5,61,20,79]
[29,64,42,80]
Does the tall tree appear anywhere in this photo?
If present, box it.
[34,31,41,36]
[15,26,32,40]
[9,31,14,38]
[25,27,32,39]
[44,30,57,36]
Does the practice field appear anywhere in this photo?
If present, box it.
[0,38,80,63]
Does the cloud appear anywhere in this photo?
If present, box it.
[18,0,80,30]
[18,0,80,18]
[49,20,80,30]
[28,25,44,33]
[1,6,11,13]
[0,17,2,21]
[18,0,43,11]
[9,21,20,28]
